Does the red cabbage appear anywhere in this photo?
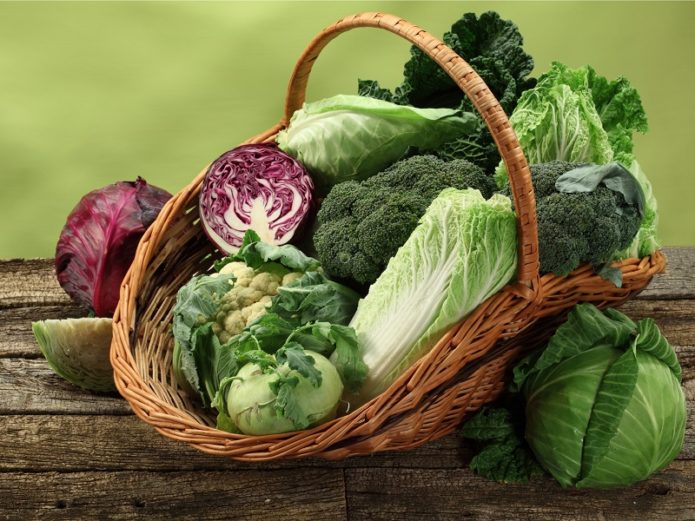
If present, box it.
[55,177,171,317]
[199,143,314,253]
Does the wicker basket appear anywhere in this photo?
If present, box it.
[110,12,666,461]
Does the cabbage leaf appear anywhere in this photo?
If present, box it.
[277,94,478,194]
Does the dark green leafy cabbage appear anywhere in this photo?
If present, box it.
[358,11,535,172]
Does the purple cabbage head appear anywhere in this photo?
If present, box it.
[55,177,171,317]
[199,143,314,254]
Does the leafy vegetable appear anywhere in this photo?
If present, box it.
[495,62,647,187]
[269,271,361,326]
[513,303,686,488]
[221,350,343,435]
[359,11,535,172]
[461,407,543,483]
[503,161,642,277]
[344,188,517,406]
[276,94,478,194]
[171,233,365,428]
[32,318,115,393]
[314,155,496,286]
[55,177,171,317]
[199,143,314,254]
[615,160,660,259]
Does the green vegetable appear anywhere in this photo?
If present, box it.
[344,188,517,406]
[461,407,543,484]
[171,232,366,432]
[359,11,535,172]
[276,94,478,194]
[314,155,496,286]
[32,317,115,393]
[513,303,686,488]
[220,350,343,435]
[495,62,647,187]
[505,161,642,277]
[615,160,660,259]
[269,270,361,326]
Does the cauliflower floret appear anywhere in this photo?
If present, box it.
[223,311,246,337]
[218,261,250,277]
[250,271,282,293]
[212,267,306,344]
[246,298,272,325]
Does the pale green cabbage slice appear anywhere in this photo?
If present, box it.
[32,317,115,392]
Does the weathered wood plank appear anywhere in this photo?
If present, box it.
[0,304,86,358]
[0,415,459,471]
[0,395,692,473]
[640,247,695,300]
[0,359,129,415]
[0,259,70,309]
[344,463,695,521]
[0,469,346,521]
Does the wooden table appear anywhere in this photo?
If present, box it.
[1,249,693,520]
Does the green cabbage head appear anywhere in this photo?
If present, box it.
[513,303,685,488]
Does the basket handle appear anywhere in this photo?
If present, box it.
[283,12,539,287]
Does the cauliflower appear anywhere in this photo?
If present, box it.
[212,262,303,343]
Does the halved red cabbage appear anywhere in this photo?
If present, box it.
[55,178,171,317]
[199,143,314,253]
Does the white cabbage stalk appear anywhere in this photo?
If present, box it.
[343,188,517,405]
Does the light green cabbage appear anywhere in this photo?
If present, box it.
[342,188,517,406]
[276,94,478,194]
[513,303,685,488]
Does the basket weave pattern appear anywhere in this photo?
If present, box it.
[111,13,666,461]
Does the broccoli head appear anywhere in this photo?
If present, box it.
[515,161,641,276]
[314,155,495,286]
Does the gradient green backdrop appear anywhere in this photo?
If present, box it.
[1,1,693,258]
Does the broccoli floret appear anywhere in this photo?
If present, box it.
[314,155,494,286]
[514,161,642,276]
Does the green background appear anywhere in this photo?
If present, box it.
[1,1,693,258]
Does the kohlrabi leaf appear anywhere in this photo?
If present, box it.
[216,230,321,272]
[275,343,322,387]
[347,188,517,405]
[269,271,360,326]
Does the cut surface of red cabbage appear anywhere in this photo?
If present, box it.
[199,143,314,253]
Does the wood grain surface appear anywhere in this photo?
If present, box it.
[1,250,693,520]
